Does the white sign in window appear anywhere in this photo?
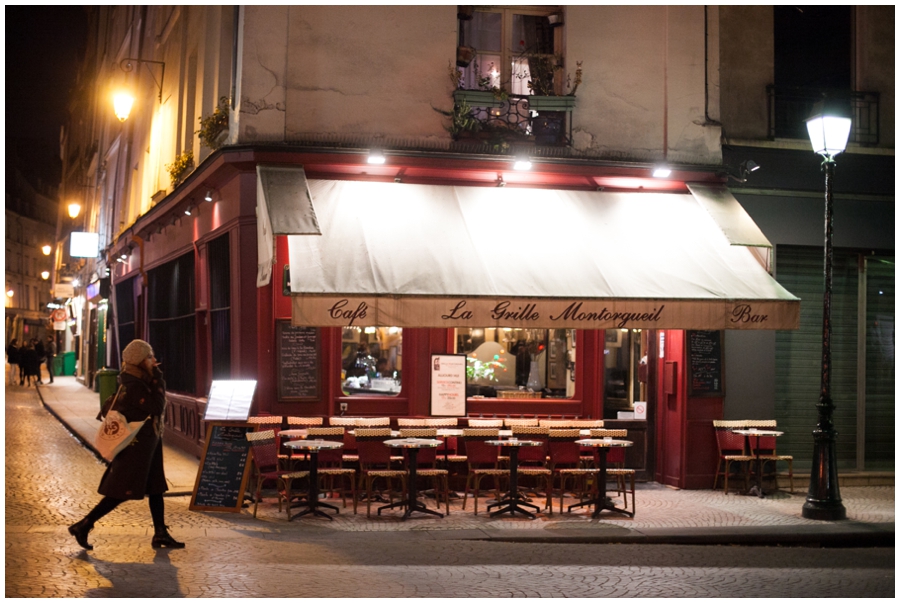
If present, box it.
[430,354,467,417]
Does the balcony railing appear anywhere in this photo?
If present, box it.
[451,91,574,148]
[766,86,880,146]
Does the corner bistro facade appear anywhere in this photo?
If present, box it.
[109,147,799,490]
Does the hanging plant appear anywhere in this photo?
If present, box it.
[166,150,194,187]
[195,97,231,150]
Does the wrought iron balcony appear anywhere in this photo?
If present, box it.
[767,86,880,146]
[450,90,575,148]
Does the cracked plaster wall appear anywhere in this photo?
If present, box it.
[567,5,721,165]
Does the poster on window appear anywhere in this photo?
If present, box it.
[430,354,466,417]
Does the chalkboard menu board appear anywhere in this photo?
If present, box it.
[687,330,725,396]
[189,423,253,513]
[276,321,319,400]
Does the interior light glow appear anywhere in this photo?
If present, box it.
[652,167,672,178]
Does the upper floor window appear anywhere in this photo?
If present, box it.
[459,7,562,97]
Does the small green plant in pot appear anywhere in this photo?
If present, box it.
[166,150,194,187]
[195,97,230,151]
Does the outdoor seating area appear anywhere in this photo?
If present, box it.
[713,420,793,496]
[242,415,636,521]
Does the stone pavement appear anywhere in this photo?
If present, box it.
[29,376,896,546]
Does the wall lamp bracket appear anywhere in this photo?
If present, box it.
[727,159,761,184]
[119,57,166,103]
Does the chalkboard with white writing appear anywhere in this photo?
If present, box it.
[276,321,319,400]
[687,330,725,396]
[189,423,253,513]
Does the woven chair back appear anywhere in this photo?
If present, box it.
[356,417,391,427]
[398,428,438,438]
[397,418,431,427]
[714,426,747,455]
[468,419,504,427]
[511,426,549,463]
[590,429,627,439]
[504,418,539,427]
[355,428,393,467]
[246,430,279,471]
[248,416,283,426]
[424,417,458,426]
[547,430,583,467]
[288,416,324,427]
[462,428,501,467]
[329,416,357,426]
[398,428,440,466]
[305,427,345,465]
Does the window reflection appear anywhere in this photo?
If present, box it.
[341,326,402,396]
[456,328,575,398]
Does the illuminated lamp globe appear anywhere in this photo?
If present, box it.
[113,92,135,122]
[68,203,82,219]
[805,100,851,158]
[41,244,52,256]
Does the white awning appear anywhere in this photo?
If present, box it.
[287,180,799,330]
[256,165,321,287]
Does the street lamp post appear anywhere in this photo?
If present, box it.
[801,100,851,521]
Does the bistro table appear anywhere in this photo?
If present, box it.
[379,438,444,519]
[283,439,343,520]
[732,428,784,498]
[485,438,545,519]
[571,438,634,518]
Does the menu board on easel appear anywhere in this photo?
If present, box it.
[687,330,724,396]
[430,354,467,416]
[189,422,253,513]
[276,321,319,400]
[204,380,256,421]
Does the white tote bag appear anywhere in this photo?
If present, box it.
[94,385,148,461]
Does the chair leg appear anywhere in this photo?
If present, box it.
[252,477,261,518]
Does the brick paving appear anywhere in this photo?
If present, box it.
[5,377,895,597]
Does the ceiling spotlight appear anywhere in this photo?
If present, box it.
[204,189,214,202]
[744,159,760,173]
[513,157,532,171]
[496,176,506,187]
[184,205,195,216]
[367,150,386,165]
[652,166,672,178]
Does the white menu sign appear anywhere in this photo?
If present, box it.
[204,380,257,421]
[430,354,466,417]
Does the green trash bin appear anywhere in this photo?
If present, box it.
[96,368,120,410]
[52,355,63,376]
[62,351,76,376]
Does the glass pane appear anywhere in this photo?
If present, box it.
[512,14,554,55]
[455,328,575,398]
[460,53,502,91]
[604,329,648,420]
[341,326,402,396]
[460,11,501,52]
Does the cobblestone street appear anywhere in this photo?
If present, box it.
[5,382,894,597]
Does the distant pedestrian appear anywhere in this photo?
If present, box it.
[68,339,184,551]
[34,338,46,384]
[6,339,20,385]
[19,340,40,387]
[44,335,56,384]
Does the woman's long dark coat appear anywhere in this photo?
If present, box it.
[97,367,168,500]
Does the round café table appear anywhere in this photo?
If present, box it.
[485,438,545,519]
[380,438,444,519]
[572,438,634,518]
[732,429,784,498]
[283,439,343,520]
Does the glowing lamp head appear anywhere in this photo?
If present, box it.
[41,271,50,280]
[67,203,81,219]
[806,112,851,158]
[113,92,135,122]
[41,244,52,256]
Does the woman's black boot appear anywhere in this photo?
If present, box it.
[68,518,94,550]
[151,526,185,549]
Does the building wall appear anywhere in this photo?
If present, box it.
[719,6,772,141]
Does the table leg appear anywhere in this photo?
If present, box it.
[291,450,340,520]
[568,448,633,518]
[488,447,541,519]
[378,448,444,519]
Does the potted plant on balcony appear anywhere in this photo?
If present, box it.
[196,97,231,151]
[522,55,580,112]
[165,150,194,188]
[451,60,508,108]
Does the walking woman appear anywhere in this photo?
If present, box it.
[19,340,40,387]
[68,339,184,550]
[6,339,20,385]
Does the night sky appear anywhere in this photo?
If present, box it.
[6,6,89,188]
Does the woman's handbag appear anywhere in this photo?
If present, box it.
[94,385,148,461]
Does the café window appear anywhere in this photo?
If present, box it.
[604,329,649,419]
[456,328,575,398]
[458,7,563,96]
[341,326,402,396]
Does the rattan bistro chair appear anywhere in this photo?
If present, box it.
[355,428,407,517]
[306,427,357,513]
[548,429,598,513]
[460,428,508,515]
[588,429,635,509]
[245,430,309,519]
[712,420,754,494]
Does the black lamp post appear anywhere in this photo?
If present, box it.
[801,100,850,521]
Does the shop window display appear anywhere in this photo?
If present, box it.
[341,327,402,396]
[456,328,575,398]
[604,329,648,419]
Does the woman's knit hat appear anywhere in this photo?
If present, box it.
[122,339,153,365]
